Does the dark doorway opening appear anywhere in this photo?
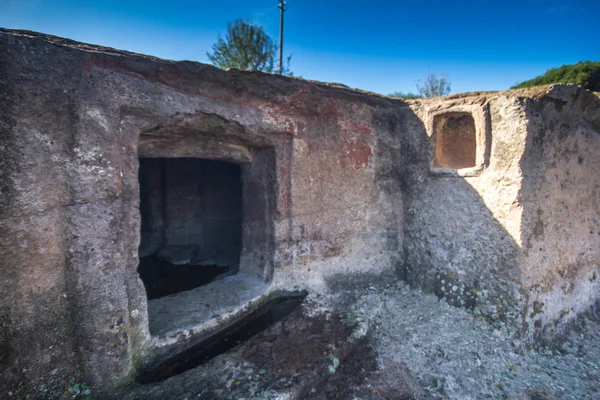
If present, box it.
[138,158,243,299]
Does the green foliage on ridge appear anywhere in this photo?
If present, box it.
[388,91,423,99]
[511,61,600,91]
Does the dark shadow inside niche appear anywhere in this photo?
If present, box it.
[433,112,477,169]
[138,158,242,299]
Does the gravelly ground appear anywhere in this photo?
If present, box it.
[105,280,600,400]
[369,282,600,400]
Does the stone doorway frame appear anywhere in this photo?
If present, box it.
[134,115,280,284]
[117,110,293,352]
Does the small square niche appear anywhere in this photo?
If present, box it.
[433,112,476,169]
[427,105,488,176]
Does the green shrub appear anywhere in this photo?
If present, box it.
[512,61,600,91]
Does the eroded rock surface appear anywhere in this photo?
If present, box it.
[104,283,600,400]
[1,28,599,398]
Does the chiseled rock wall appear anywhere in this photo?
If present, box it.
[518,85,600,341]
[403,86,600,340]
[403,94,526,335]
[0,29,405,394]
[0,27,599,397]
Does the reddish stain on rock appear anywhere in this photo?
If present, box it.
[355,121,375,137]
[347,140,373,170]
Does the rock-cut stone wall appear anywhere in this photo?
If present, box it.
[402,85,600,341]
[0,28,599,397]
[0,29,406,395]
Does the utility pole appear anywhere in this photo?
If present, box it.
[278,0,286,74]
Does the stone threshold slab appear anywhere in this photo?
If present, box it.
[147,273,269,347]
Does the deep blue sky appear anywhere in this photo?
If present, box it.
[1,0,598,95]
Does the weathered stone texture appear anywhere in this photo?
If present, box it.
[0,31,85,396]
[403,95,524,328]
[518,86,600,340]
[1,28,599,398]
[402,87,600,339]
[0,29,404,395]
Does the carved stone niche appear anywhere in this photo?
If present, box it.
[426,104,490,177]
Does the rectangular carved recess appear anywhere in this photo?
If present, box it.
[134,117,283,343]
[433,112,477,170]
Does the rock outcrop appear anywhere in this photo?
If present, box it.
[1,29,599,397]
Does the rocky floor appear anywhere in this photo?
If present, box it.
[373,282,600,400]
[105,281,600,400]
